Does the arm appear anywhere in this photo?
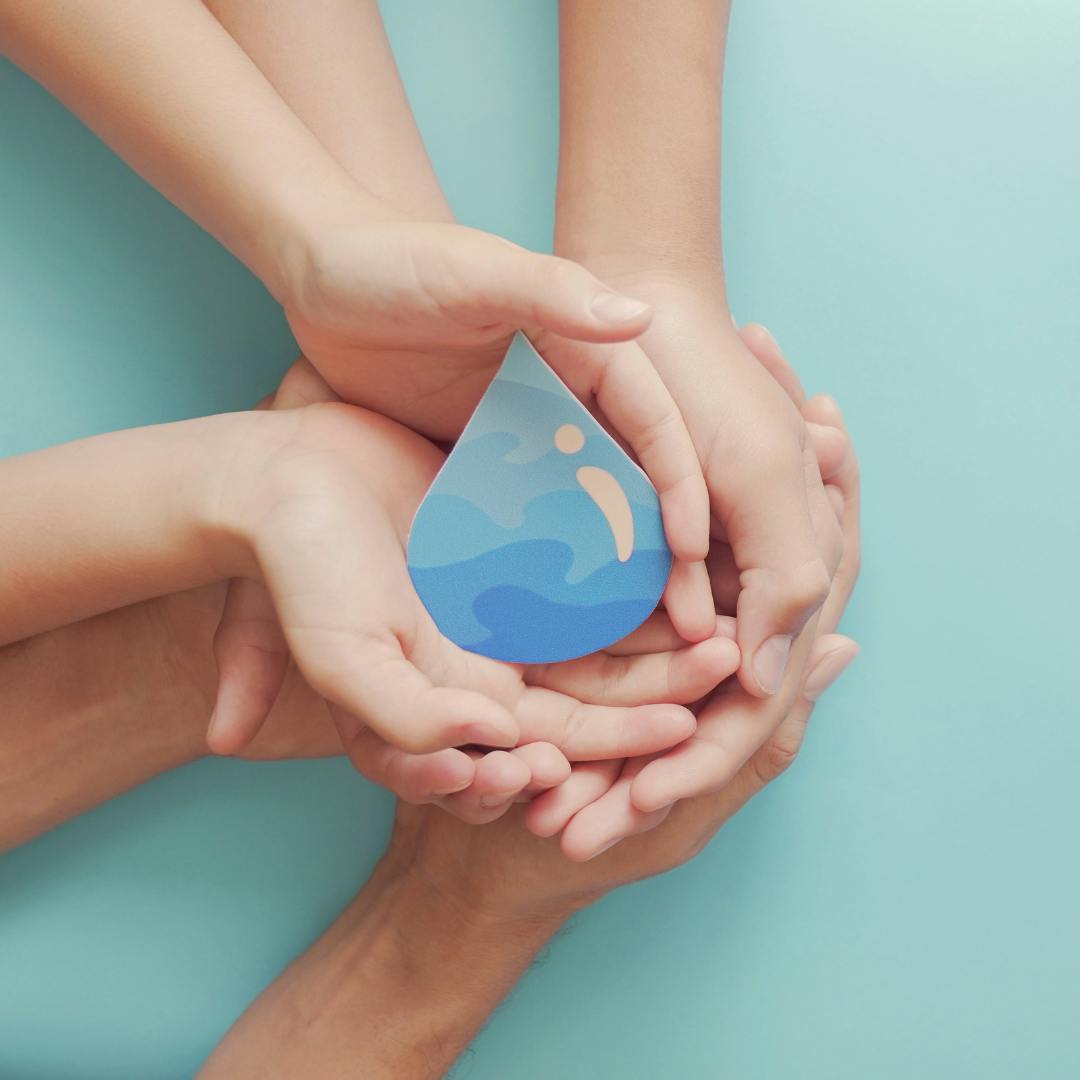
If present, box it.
[0,412,259,644]
[0,595,210,851]
[1,0,708,603]
[556,0,726,277]
[200,0,453,223]
[557,0,840,696]
[198,856,564,1080]
[555,10,845,835]
[0,0,379,300]
[0,394,715,841]
[202,637,859,1079]
[199,388,861,1071]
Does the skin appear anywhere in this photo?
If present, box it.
[187,1,849,836]
[0,391,856,1074]
[210,358,738,821]
[0,395,742,837]
[554,1,848,826]
[0,0,714,639]
[198,394,859,1078]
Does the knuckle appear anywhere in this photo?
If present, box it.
[541,255,588,295]
[820,515,845,576]
[777,559,833,617]
[752,737,802,785]
[392,724,448,756]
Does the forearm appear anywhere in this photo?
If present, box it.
[199,855,564,1080]
[0,411,266,644]
[0,590,214,851]
[0,0,384,297]
[556,0,728,277]
[202,0,453,223]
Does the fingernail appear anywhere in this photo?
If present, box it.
[433,777,473,796]
[205,708,225,750]
[590,291,650,323]
[754,634,793,695]
[479,793,515,809]
[588,839,620,860]
[804,645,859,702]
[464,724,515,748]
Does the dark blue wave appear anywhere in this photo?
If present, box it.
[469,587,660,663]
[408,538,670,662]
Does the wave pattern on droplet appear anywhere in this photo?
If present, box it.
[407,333,672,664]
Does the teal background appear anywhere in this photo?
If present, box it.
[1,1,1078,1076]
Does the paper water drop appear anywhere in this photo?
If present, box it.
[407,332,672,664]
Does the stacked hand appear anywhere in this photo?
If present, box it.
[201,354,738,824]
[195,287,857,851]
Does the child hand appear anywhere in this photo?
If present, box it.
[207,360,740,821]
[279,219,715,641]
[527,326,862,859]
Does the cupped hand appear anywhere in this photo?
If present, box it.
[526,323,861,858]
[555,265,845,699]
[280,220,716,639]
[204,360,740,824]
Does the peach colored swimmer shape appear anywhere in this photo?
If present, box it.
[554,423,635,562]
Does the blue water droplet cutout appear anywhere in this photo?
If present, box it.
[407,332,672,664]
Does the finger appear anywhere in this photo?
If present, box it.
[604,610,688,655]
[272,356,341,408]
[737,323,806,406]
[320,636,520,755]
[807,421,848,481]
[525,760,622,838]
[825,483,844,522]
[539,335,712,571]
[629,621,818,811]
[335,719,476,803]
[514,689,696,761]
[436,749,533,824]
[561,759,672,861]
[524,634,739,706]
[803,396,861,626]
[207,578,290,756]
[662,558,717,643]
[436,229,653,343]
[802,634,860,701]
[604,611,735,656]
[742,633,859,789]
[725,327,839,696]
[265,509,520,754]
[512,741,572,795]
[714,390,832,698]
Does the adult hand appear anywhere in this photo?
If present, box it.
[568,271,845,700]
[524,322,861,858]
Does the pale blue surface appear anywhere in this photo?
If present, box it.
[1,1,1079,1076]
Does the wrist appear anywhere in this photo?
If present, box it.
[551,231,729,314]
[204,854,566,1079]
[193,409,304,582]
[270,193,412,315]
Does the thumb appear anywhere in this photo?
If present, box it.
[434,228,653,343]
[725,440,833,698]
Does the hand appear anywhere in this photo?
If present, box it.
[522,324,861,858]
[204,362,740,822]
[556,263,846,708]
[279,218,717,640]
